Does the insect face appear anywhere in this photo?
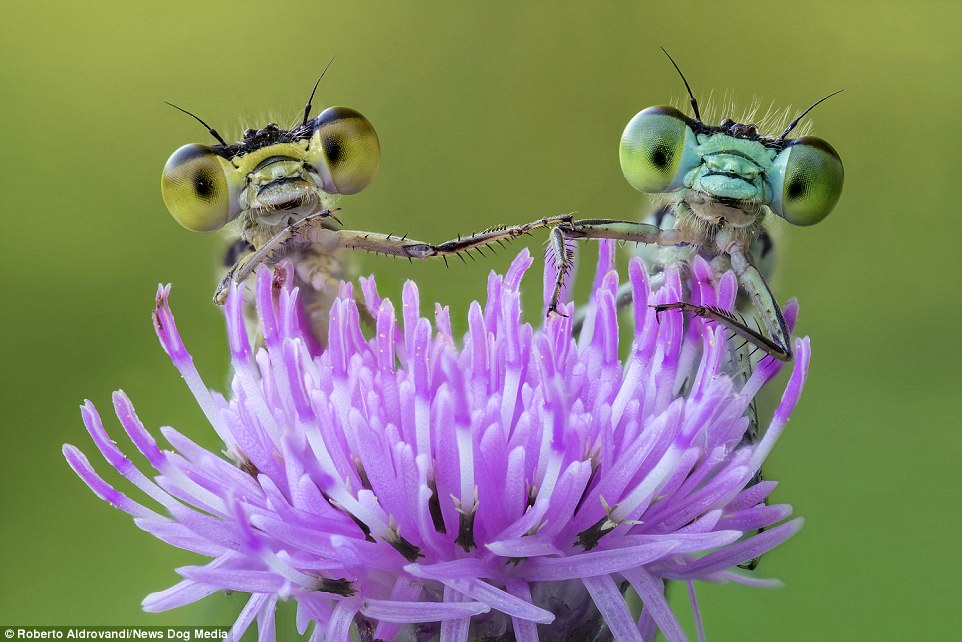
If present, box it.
[619,105,843,230]
[161,107,380,234]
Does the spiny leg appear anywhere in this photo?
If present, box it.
[336,214,575,263]
[728,245,792,361]
[651,247,792,361]
[215,209,339,303]
[546,219,692,316]
[214,211,573,304]
[652,302,787,359]
[429,214,574,258]
[546,226,574,316]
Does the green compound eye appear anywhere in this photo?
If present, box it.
[619,106,695,193]
[161,144,233,232]
[308,106,380,195]
[769,136,844,226]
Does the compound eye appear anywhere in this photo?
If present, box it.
[619,106,695,193]
[770,136,844,226]
[161,144,232,232]
[309,107,380,194]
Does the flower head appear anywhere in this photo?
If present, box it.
[65,242,810,641]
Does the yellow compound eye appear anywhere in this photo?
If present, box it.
[308,107,380,195]
[619,106,696,193]
[770,136,844,226]
[161,144,233,231]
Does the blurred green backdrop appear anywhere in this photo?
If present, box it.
[2,1,959,639]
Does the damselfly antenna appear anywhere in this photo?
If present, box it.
[302,57,336,126]
[164,101,229,147]
[778,89,843,140]
[661,47,702,123]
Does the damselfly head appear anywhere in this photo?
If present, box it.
[162,102,380,232]
[619,53,843,228]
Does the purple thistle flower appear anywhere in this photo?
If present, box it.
[64,241,811,642]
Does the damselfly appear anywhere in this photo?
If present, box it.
[569,51,843,569]
[404,53,843,362]
[555,51,844,362]
[160,64,570,345]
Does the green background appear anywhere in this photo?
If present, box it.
[2,1,958,639]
